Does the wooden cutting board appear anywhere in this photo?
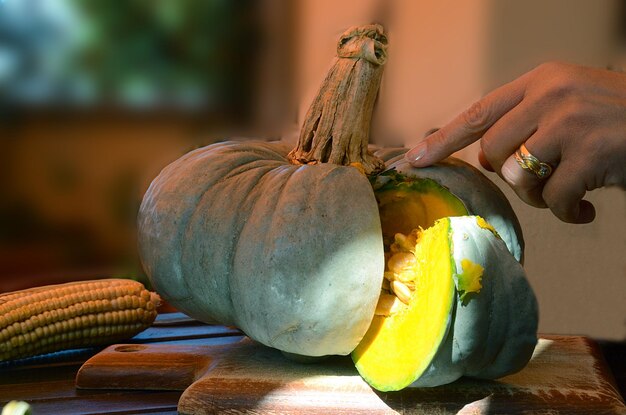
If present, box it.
[76,343,225,390]
[76,335,626,414]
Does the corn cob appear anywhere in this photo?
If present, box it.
[0,279,161,361]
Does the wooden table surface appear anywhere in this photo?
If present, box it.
[0,313,624,415]
[0,313,245,414]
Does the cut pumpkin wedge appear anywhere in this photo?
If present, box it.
[352,218,457,391]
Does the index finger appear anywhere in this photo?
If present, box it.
[406,73,531,167]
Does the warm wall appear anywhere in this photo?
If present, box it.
[296,0,626,340]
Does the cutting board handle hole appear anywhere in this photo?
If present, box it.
[114,345,147,353]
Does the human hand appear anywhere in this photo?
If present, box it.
[406,61,626,223]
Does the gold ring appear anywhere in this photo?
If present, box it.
[514,143,553,180]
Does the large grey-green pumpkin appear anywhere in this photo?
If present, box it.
[137,140,525,357]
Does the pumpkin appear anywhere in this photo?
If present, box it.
[137,24,538,391]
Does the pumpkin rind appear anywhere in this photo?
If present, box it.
[138,140,385,356]
[409,216,537,388]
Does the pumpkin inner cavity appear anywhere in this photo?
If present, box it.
[376,179,468,248]
[373,178,467,313]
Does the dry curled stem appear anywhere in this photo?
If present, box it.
[288,24,388,175]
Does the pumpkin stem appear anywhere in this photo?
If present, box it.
[288,24,387,175]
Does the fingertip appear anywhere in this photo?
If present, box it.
[576,200,596,223]
[554,200,596,224]
[406,142,430,167]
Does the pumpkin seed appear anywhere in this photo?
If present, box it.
[392,233,414,252]
[390,280,412,305]
[395,275,415,291]
[395,270,414,284]
[391,230,422,253]
[374,293,405,316]
[387,252,416,273]
[382,228,422,310]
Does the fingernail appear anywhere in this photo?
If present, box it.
[406,142,427,165]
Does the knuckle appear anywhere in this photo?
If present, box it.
[538,108,597,167]
[527,62,587,114]
[537,66,581,104]
[430,128,450,147]
[534,61,575,81]
[547,98,589,134]
[544,77,577,102]
[562,96,590,122]
[462,100,490,132]
[576,131,602,161]
[535,60,566,75]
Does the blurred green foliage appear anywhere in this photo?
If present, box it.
[74,0,259,112]
[0,0,260,115]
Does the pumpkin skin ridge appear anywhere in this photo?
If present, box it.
[229,163,297,343]
[182,145,301,327]
[249,163,339,345]
[231,164,298,314]
[218,140,291,160]
[450,220,516,376]
[466,233,538,379]
[454,226,508,376]
[300,164,383,354]
[137,145,223,310]
[486,224,535,377]
[477,229,515,373]
[153,141,290,323]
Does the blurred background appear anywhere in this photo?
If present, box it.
[0,0,296,288]
[0,0,625,340]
